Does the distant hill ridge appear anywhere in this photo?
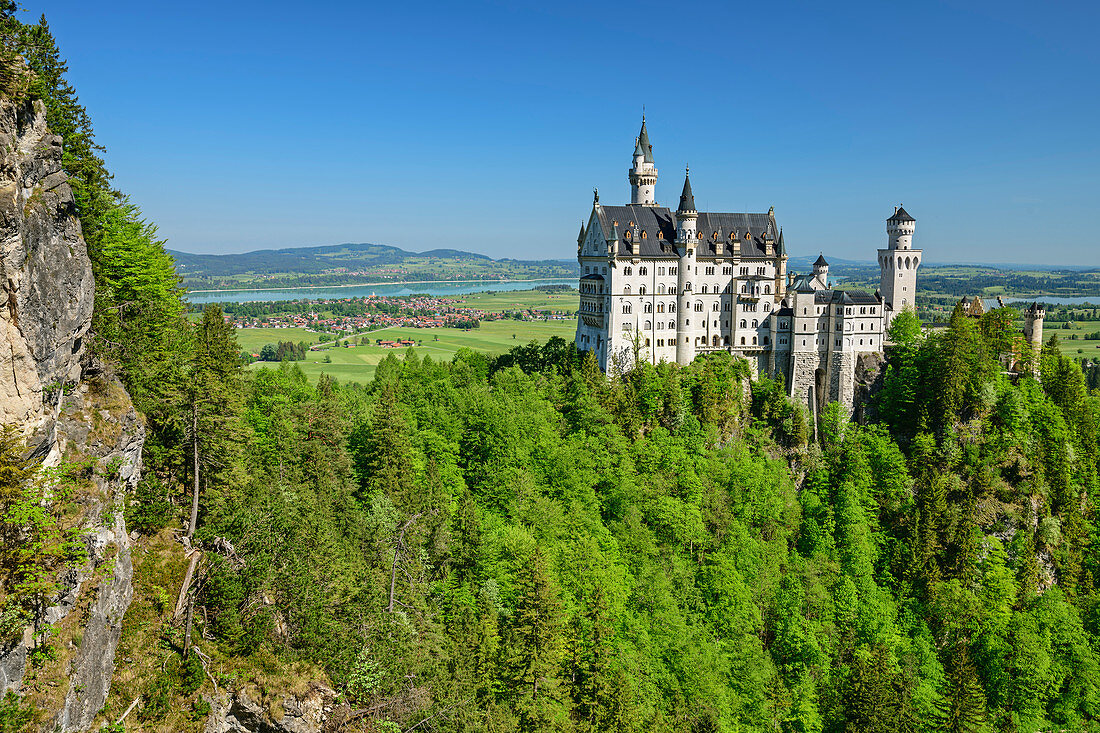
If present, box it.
[168,242,567,279]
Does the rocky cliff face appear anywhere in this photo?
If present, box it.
[0,95,143,732]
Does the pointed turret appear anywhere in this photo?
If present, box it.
[675,167,698,245]
[677,169,696,214]
[777,228,786,257]
[628,116,658,205]
[577,222,586,246]
[637,117,654,163]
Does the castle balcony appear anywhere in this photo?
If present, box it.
[581,314,605,329]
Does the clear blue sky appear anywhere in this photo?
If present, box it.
[24,0,1100,265]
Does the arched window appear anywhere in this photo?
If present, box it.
[712,335,720,346]
[669,321,676,329]
[701,284,708,294]
[640,267,648,275]
[713,303,720,311]
[764,284,771,294]
[644,302,652,313]
[645,338,650,346]
[685,282,692,291]
[740,337,746,345]
[763,302,770,311]
[639,286,647,295]
[763,336,770,345]
[623,303,632,314]
[752,336,758,345]
[657,303,665,313]
[740,319,747,328]
[645,320,652,330]
[669,303,676,313]
[657,284,666,294]
[723,336,730,346]
[623,285,631,295]
[623,267,632,275]
[752,319,758,327]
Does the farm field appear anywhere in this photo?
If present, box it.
[239,319,576,383]
[1048,320,1100,357]
[451,288,577,313]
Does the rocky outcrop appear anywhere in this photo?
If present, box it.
[0,96,93,437]
[0,94,143,731]
[205,686,339,733]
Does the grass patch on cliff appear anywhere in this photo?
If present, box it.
[101,528,330,732]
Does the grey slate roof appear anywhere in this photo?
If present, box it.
[814,254,829,267]
[814,289,880,305]
[888,206,915,223]
[580,273,604,281]
[593,204,778,258]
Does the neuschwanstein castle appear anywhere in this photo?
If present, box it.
[575,118,923,410]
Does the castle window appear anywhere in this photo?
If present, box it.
[685,282,692,291]
[706,266,715,275]
[657,303,665,313]
[860,338,864,345]
[639,286,647,295]
[763,302,770,312]
[670,303,676,312]
[803,308,807,314]
[645,338,650,346]
[642,231,648,239]
[669,321,675,329]
[645,320,652,330]
[624,267,633,275]
[752,320,758,328]
[670,287,677,295]
[657,284,666,294]
[741,337,746,345]
[753,336,758,345]
[724,303,731,311]
[740,319,747,328]
[722,266,731,275]
[658,267,665,275]
[694,302,703,312]
[740,267,749,275]
[837,339,842,347]
[657,322,663,330]
[624,285,631,295]
[657,339,663,347]
[713,303,720,311]
[670,267,677,275]
[780,337,787,345]
[644,302,652,313]
[764,336,769,345]
[701,285,708,294]
[623,304,632,314]
[624,323,632,331]
[639,267,648,275]
[713,335,720,346]
[764,284,770,294]
[585,266,590,274]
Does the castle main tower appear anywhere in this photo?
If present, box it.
[674,169,697,366]
[879,205,921,325]
[629,117,658,205]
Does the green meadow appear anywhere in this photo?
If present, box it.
[239,318,576,383]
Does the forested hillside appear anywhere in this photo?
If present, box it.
[2,6,1100,733]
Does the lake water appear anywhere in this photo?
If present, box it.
[1005,296,1100,306]
[187,278,576,304]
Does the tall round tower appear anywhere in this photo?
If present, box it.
[675,169,697,366]
[878,205,922,325]
[628,117,658,205]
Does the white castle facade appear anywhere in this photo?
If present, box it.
[575,119,923,409]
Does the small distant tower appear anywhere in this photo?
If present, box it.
[675,168,698,366]
[812,254,829,289]
[1023,302,1045,352]
[629,117,658,206]
[879,205,922,326]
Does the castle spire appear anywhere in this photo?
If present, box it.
[637,117,654,164]
[677,167,695,214]
[628,116,658,206]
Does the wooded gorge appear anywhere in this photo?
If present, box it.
[2,7,1100,733]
